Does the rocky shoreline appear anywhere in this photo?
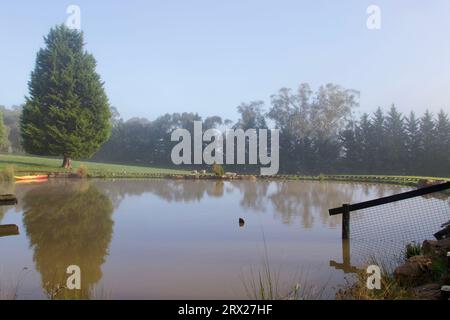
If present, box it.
[390,221,450,300]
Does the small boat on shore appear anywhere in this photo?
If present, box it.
[14,174,49,182]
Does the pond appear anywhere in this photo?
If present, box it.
[0,179,448,299]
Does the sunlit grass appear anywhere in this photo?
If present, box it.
[0,153,188,177]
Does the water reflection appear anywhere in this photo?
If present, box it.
[0,182,15,223]
[2,179,431,299]
[95,179,407,229]
[22,181,113,299]
[329,239,359,274]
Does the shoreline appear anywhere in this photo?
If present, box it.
[11,170,450,191]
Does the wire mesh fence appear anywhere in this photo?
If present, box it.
[350,194,450,268]
[329,183,450,272]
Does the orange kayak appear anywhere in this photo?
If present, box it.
[14,175,49,181]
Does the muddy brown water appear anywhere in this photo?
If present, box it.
[0,179,446,299]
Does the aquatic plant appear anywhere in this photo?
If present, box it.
[241,238,326,300]
[405,242,422,260]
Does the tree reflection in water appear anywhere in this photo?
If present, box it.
[22,181,113,299]
[95,179,401,229]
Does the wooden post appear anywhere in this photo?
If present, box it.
[0,224,19,237]
[342,204,350,240]
[329,238,359,274]
[0,194,17,206]
[342,238,350,266]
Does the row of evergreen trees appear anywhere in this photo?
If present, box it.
[90,104,450,177]
[340,107,450,176]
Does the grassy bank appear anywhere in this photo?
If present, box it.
[0,154,188,178]
[0,154,449,184]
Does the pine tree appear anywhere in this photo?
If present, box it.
[434,110,450,174]
[370,107,386,173]
[358,113,372,172]
[20,25,111,168]
[384,105,406,173]
[340,121,360,171]
[419,110,436,175]
[405,111,420,173]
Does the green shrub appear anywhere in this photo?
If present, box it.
[0,166,15,181]
[211,163,225,176]
[405,242,422,259]
[76,165,88,178]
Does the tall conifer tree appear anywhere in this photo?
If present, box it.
[20,25,111,168]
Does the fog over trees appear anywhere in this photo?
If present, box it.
[1,82,449,176]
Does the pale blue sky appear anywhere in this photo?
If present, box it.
[1,1,450,121]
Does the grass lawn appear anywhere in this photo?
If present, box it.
[0,153,189,177]
[0,153,448,184]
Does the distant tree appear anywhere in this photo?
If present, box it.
[369,107,386,173]
[268,83,359,173]
[109,106,123,128]
[310,83,359,140]
[384,105,406,173]
[358,113,373,172]
[405,111,421,173]
[20,25,111,168]
[0,105,23,153]
[0,111,7,151]
[204,116,223,130]
[418,110,436,174]
[235,101,267,130]
[434,110,450,174]
[340,120,363,171]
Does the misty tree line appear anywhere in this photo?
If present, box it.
[340,107,450,176]
[96,83,450,176]
[1,83,449,176]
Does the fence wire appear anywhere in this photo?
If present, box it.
[347,192,450,269]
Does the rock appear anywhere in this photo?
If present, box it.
[200,170,206,174]
[413,283,441,300]
[394,255,433,284]
[191,170,198,174]
[422,238,450,257]
[225,172,237,177]
[422,240,439,256]
[441,285,450,300]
